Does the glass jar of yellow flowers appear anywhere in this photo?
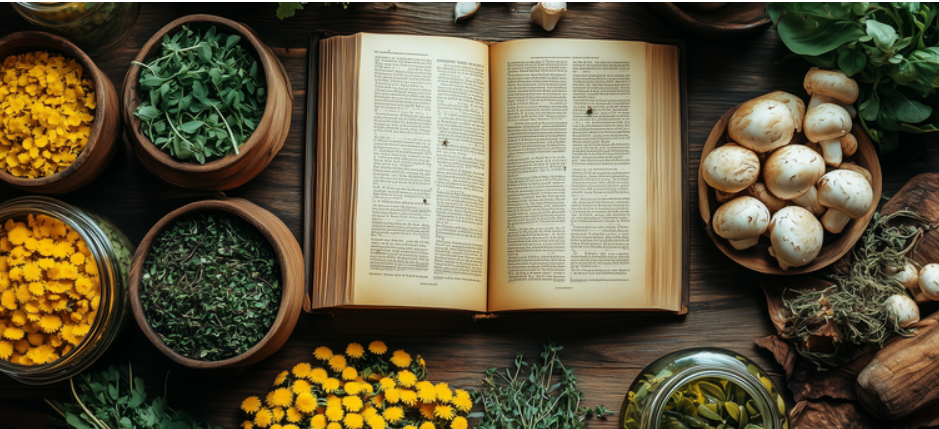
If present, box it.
[0,196,133,384]
[12,2,140,57]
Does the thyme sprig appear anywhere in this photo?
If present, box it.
[783,210,933,366]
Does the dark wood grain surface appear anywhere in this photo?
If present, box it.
[0,3,936,428]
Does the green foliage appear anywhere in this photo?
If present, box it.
[769,2,939,152]
[46,364,221,429]
[132,25,266,164]
[470,343,612,429]
[140,212,282,361]
[276,2,349,20]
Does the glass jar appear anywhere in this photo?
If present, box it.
[621,348,789,429]
[12,2,140,57]
[0,196,133,384]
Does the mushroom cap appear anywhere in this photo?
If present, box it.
[702,145,760,193]
[804,103,853,142]
[817,169,874,219]
[804,67,859,104]
[885,294,920,328]
[759,91,806,132]
[769,206,824,269]
[763,145,826,200]
[712,196,770,240]
[919,263,939,301]
[728,98,795,153]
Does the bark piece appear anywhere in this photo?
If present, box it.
[790,400,879,429]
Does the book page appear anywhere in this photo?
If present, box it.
[352,33,490,311]
[488,38,652,311]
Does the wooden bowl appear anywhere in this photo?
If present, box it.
[648,3,771,38]
[0,31,121,193]
[698,104,882,275]
[122,15,293,191]
[128,198,304,369]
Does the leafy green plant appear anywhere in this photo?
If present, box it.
[133,25,266,164]
[769,3,939,152]
[46,364,221,429]
[470,343,612,429]
[276,2,348,20]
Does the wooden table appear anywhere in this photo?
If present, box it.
[0,3,936,428]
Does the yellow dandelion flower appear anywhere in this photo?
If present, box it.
[69,252,84,266]
[242,396,263,414]
[0,341,12,359]
[435,383,453,402]
[292,362,312,379]
[390,350,412,368]
[309,367,328,384]
[52,299,68,312]
[84,259,97,275]
[342,395,363,412]
[254,408,273,428]
[283,425,300,429]
[291,379,311,395]
[285,407,303,423]
[241,422,254,429]
[370,394,384,407]
[3,327,24,340]
[366,415,386,429]
[322,377,340,393]
[419,421,436,429]
[11,309,26,326]
[310,415,327,429]
[1,290,16,310]
[382,406,404,423]
[7,225,29,245]
[451,392,472,412]
[326,395,341,409]
[341,366,358,381]
[313,346,333,361]
[23,237,39,251]
[450,416,468,429]
[346,342,365,359]
[361,405,377,419]
[37,314,62,334]
[397,370,417,387]
[343,413,364,429]
[384,388,401,404]
[26,332,44,346]
[272,407,285,423]
[13,338,29,354]
[417,384,436,404]
[362,382,374,395]
[403,426,418,429]
[399,389,418,406]
[326,423,341,429]
[295,392,316,414]
[419,404,435,420]
[434,405,455,421]
[325,406,344,422]
[368,341,387,355]
[328,354,346,372]
[344,381,364,395]
[22,262,42,282]
[270,425,283,429]
[378,377,396,391]
[273,370,289,386]
[37,238,56,257]
[269,388,293,408]
[26,344,57,364]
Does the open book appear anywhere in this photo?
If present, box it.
[310,33,688,313]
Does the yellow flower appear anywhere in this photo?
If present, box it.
[309,367,328,384]
[326,423,341,429]
[390,350,412,368]
[282,425,300,429]
[51,242,73,259]
[285,406,303,423]
[397,370,417,387]
[292,362,312,378]
[346,342,365,359]
[272,407,285,423]
[419,422,436,429]
[344,381,364,395]
[403,426,418,429]
[7,225,29,245]
[254,408,273,428]
[0,341,12,359]
[294,392,316,414]
[328,354,347,372]
[450,416,468,429]
[378,377,396,391]
[313,346,333,361]
[322,377,340,393]
[343,413,364,429]
[342,395,363,412]
[38,314,62,333]
[434,405,455,420]
[417,383,436,404]
[270,387,293,408]
[342,366,358,381]
[241,421,254,429]
[3,327,24,340]
[384,388,401,404]
[382,406,404,423]
[435,383,453,402]
[325,406,344,422]
[310,415,327,429]
[291,379,311,395]
[273,370,288,386]
[419,404,435,420]
[361,405,377,419]
[22,262,42,282]
[368,341,387,355]
[366,415,386,429]
[399,389,418,406]
[242,396,263,414]
[26,344,57,364]
[451,390,472,412]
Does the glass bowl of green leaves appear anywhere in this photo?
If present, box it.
[121,14,293,191]
[127,198,304,369]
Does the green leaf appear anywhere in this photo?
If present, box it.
[225,35,241,50]
[276,2,307,20]
[136,105,161,121]
[867,19,898,53]
[197,44,212,64]
[837,48,867,76]
[776,13,866,56]
[179,121,204,134]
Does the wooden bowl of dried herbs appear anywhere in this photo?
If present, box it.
[128,198,304,369]
[121,14,292,190]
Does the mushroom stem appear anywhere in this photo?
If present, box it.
[729,236,759,250]
[768,246,790,270]
[791,187,825,216]
[821,208,852,234]
[820,138,843,167]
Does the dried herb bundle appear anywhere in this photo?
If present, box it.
[783,210,932,366]
[470,343,612,429]
[140,212,281,361]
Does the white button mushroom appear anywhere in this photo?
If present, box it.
[758,91,806,132]
[804,67,860,104]
[702,145,760,193]
[885,294,920,328]
[741,182,787,215]
[767,206,824,270]
[888,262,921,296]
[918,263,939,301]
[839,161,871,184]
[804,103,853,167]
[728,98,795,153]
[816,169,874,234]
[763,144,826,200]
[712,196,771,250]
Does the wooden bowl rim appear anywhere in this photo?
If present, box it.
[698,103,883,275]
[123,14,277,173]
[128,198,299,369]
[0,31,111,187]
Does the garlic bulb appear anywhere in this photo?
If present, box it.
[454,2,480,22]
[531,2,567,32]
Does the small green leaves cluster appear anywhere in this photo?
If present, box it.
[133,25,266,164]
[276,2,349,20]
[769,3,939,152]
[46,364,221,429]
[140,212,281,361]
[470,343,612,429]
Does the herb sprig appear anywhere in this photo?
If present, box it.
[768,3,939,152]
[133,25,266,164]
[140,212,281,361]
[470,343,612,429]
[46,364,221,429]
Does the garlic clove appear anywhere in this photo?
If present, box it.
[454,2,481,22]
[531,2,567,32]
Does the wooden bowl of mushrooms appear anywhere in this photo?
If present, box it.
[698,68,882,275]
